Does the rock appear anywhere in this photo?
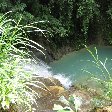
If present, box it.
[34,86,66,112]
[32,76,62,87]
[30,77,112,112]
[95,106,112,112]
[37,86,65,97]
[46,86,65,95]
[29,76,63,97]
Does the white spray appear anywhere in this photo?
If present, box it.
[24,60,72,89]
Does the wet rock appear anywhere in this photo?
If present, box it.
[33,76,62,87]
[29,76,63,97]
[44,86,65,96]
[37,86,65,97]
[35,86,66,112]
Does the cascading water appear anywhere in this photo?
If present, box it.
[23,59,72,89]
[24,46,112,89]
[20,46,112,112]
[22,46,112,112]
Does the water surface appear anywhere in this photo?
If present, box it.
[50,46,112,85]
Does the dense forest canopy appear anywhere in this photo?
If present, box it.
[0,0,112,50]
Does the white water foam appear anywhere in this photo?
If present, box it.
[54,74,72,89]
[24,60,72,89]
[23,60,52,77]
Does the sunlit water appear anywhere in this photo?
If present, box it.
[49,46,112,86]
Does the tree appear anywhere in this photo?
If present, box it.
[1,0,112,48]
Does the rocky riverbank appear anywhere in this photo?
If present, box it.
[30,76,112,112]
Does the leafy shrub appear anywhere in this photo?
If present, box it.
[0,12,44,111]
[77,0,99,39]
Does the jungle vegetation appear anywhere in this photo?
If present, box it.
[0,0,112,50]
[0,0,112,111]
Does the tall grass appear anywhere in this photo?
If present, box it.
[83,46,112,100]
[0,12,45,111]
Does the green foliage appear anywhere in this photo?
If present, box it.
[77,0,99,38]
[53,95,82,112]
[31,0,74,38]
[0,0,12,12]
[0,0,74,38]
[0,12,44,111]
[1,0,112,51]
[12,2,26,12]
